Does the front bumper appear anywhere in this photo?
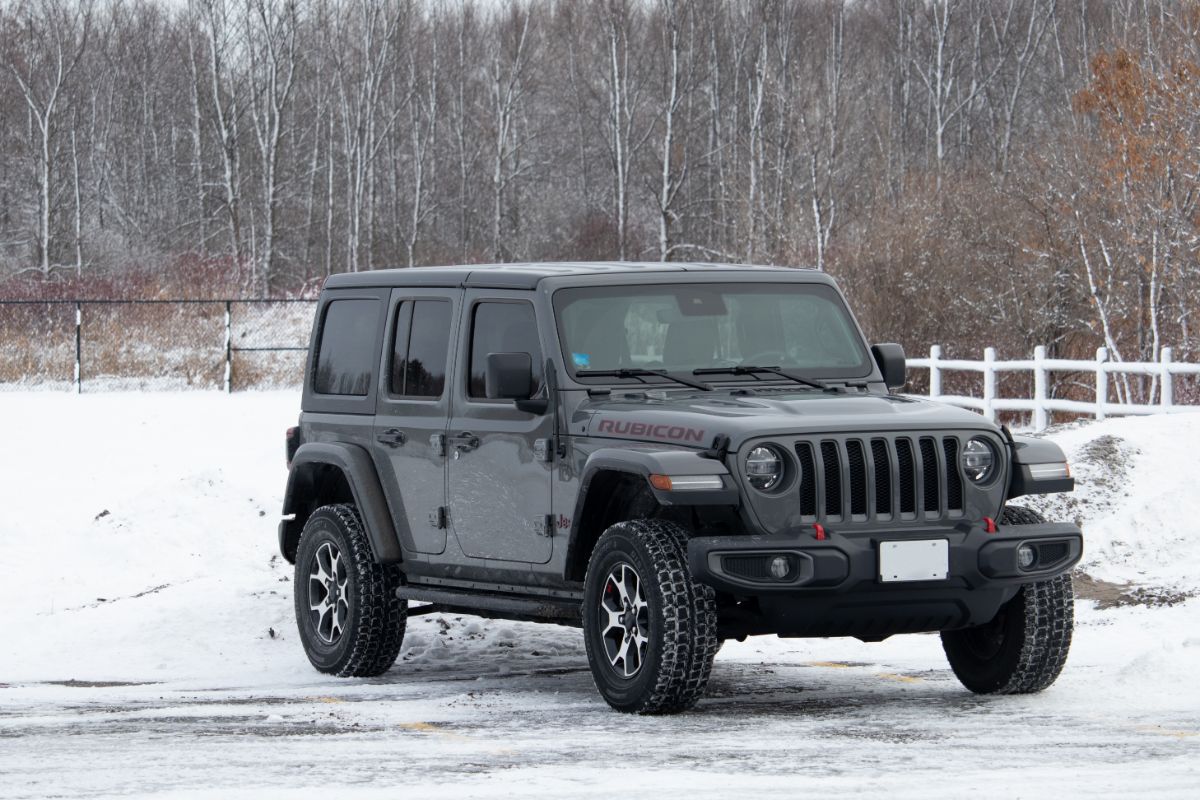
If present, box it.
[686,520,1082,638]
[688,520,1082,594]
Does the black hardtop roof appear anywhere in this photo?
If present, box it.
[322,261,824,291]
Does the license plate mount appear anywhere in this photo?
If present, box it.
[879,539,949,583]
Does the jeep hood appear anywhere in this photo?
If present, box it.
[575,389,995,449]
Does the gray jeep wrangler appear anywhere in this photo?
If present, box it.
[279,262,1081,713]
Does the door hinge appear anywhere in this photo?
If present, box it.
[431,506,447,529]
[534,437,552,462]
[540,514,555,537]
[430,433,446,457]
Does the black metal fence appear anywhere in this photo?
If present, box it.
[0,299,317,392]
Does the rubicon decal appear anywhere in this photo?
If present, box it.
[596,418,705,443]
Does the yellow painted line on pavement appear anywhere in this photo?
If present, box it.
[876,672,922,683]
[397,721,440,732]
[1133,725,1198,740]
[806,661,854,669]
[397,721,475,742]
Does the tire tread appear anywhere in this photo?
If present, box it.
[584,519,718,714]
[941,504,1074,694]
[296,504,406,678]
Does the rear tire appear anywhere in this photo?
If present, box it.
[294,504,407,677]
[582,520,718,714]
[941,505,1074,694]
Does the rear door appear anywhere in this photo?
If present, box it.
[371,289,458,555]
[446,291,554,564]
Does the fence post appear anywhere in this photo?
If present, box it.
[982,347,996,423]
[1095,347,1108,421]
[224,300,233,394]
[74,301,82,395]
[929,345,942,398]
[1161,347,1174,409]
[1033,345,1048,432]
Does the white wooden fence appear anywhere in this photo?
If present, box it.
[906,346,1200,431]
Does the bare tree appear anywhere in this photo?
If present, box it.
[4,0,94,275]
[332,0,403,272]
[487,3,534,261]
[398,22,438,268]
[197,0,246,266]
[245,0,299,294]
[653,0,692,261]
[910,0,1002,186]
[598,0,653,260]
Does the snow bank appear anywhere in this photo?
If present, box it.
[1021,412,1200,591]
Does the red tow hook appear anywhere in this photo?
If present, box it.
[984,516,997,534]
[813,523,827,541]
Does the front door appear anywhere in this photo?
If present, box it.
[446,291,554,564]
[372,289,458,555]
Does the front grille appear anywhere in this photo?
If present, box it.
[796,443,817,516]
[871,439,891,515]
[943,438,963,510]
[846,440,867,516]
[820,441,841,520]
[919,437,940,512]
[896,438,916,514]
[792,434,967,523]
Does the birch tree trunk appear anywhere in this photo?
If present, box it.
[198,0,245,268]
[5,0,94,275]
[246,0,298,295]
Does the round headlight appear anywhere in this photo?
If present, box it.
[746,445,785,491]
[961,437,996,483]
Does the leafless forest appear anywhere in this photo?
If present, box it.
[1,0,1199,373]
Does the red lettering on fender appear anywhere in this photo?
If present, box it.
[595,417,706,444]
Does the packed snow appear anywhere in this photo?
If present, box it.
[1,391,1198,798]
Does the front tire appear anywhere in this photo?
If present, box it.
[294,504,407,677]
[941,506,1074,694]
[582,520,718,714]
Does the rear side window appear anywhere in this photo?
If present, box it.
[468,301,543,398]
[313,299,381,396]
[390,299,452,397]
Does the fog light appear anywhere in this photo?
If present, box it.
[769,555,791,580]
[1017,544,1036,570]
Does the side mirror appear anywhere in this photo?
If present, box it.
[485,352,534,400]
[871,343,906,390]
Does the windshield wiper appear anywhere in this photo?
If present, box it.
[576,368,712,392]
[692,365,830,391]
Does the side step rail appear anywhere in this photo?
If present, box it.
[396,584,582,625]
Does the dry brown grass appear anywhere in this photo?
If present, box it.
[0,300,314,390]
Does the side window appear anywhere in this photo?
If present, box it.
[468,301,543,398]
[390,299,452,397]
[314,299,381,396]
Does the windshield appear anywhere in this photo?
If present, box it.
[554,282,871,382]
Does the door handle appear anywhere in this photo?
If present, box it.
[376,428,407,448]
[451,432,480,452]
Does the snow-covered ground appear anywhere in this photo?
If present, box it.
[1,392,1198,798]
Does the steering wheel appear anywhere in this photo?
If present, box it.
[742,350,788,366]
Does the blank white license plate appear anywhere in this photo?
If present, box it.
[879,539,949,583]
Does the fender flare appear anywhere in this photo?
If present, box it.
[1006,435,1075,498]
[576,446,735,506]
[563,447,738,579]
[280,442,403,563]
